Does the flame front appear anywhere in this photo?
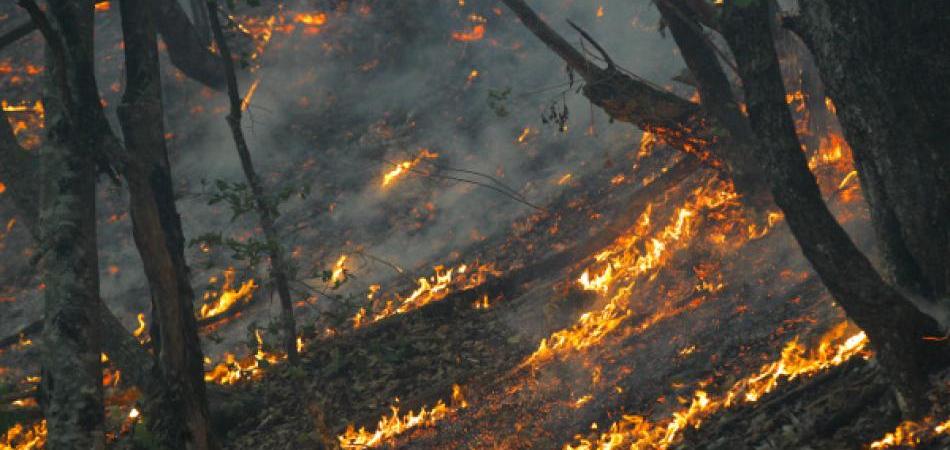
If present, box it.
[564,323,869,449]
[352,262,499,328]
[338,385,467,449]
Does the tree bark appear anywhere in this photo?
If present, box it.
[19,0,106,447]
[207,2,299,366]
[117,0,218,448]
[716,0,947,417]
[788,0,950,304]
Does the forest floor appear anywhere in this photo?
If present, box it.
[1,1,948,449]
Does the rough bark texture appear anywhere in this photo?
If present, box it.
[25,0,106,446]
[718,0,947,416]
[207,2,299,365]
[117,0,218,448]
[789,0,950,306]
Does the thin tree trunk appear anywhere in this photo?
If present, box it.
[206,1,299,365]
[117,0,218,447]
[715,0,947,417]
[18,0,105,447]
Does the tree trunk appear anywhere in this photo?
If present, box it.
[21,0,106,446]
[788,0,950,304]
[716,0,947,417]
[117,0,218,447]
[207,2,299,365]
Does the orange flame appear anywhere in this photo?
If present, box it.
[1,420,46,450]
[338,385,467,448]
[197,268,257,320]
[452,24,486,42]
[353,262,499,328]
[381,149,439,188]
[565,323,869,449]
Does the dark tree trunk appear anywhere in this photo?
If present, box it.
[117,0,218,448]
[715,0,947,417]
[19,0,106,447]
[207,2,299,366]
[788,0,950,306]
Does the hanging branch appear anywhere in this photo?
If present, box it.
[206,1,299,365]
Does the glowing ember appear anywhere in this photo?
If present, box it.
[381,149,439,188]
[197,268,257,320]
[338,385,467,449]
[293,12,327,26]
[452,24,486,42]
[565,323,869,449]
[352,262,499,328]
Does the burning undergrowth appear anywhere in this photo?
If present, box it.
[1,0,947,449]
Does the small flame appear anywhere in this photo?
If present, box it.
[452,24,486,42]
[132,313,147,341]
[338,385,467,448]
[197,268,257,320]
[381,149,439,188]
[353,262,499,327]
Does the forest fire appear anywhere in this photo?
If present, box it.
[338,385,467,449]
[565,323,869,449]
[203,330,281,385]
[869,417,950,449]
[353,261,499,327]
[1,420,46,450]
[525,177,752,366]
[381,149,439,188]
[1,0,946,448]
[197,268,257,320]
